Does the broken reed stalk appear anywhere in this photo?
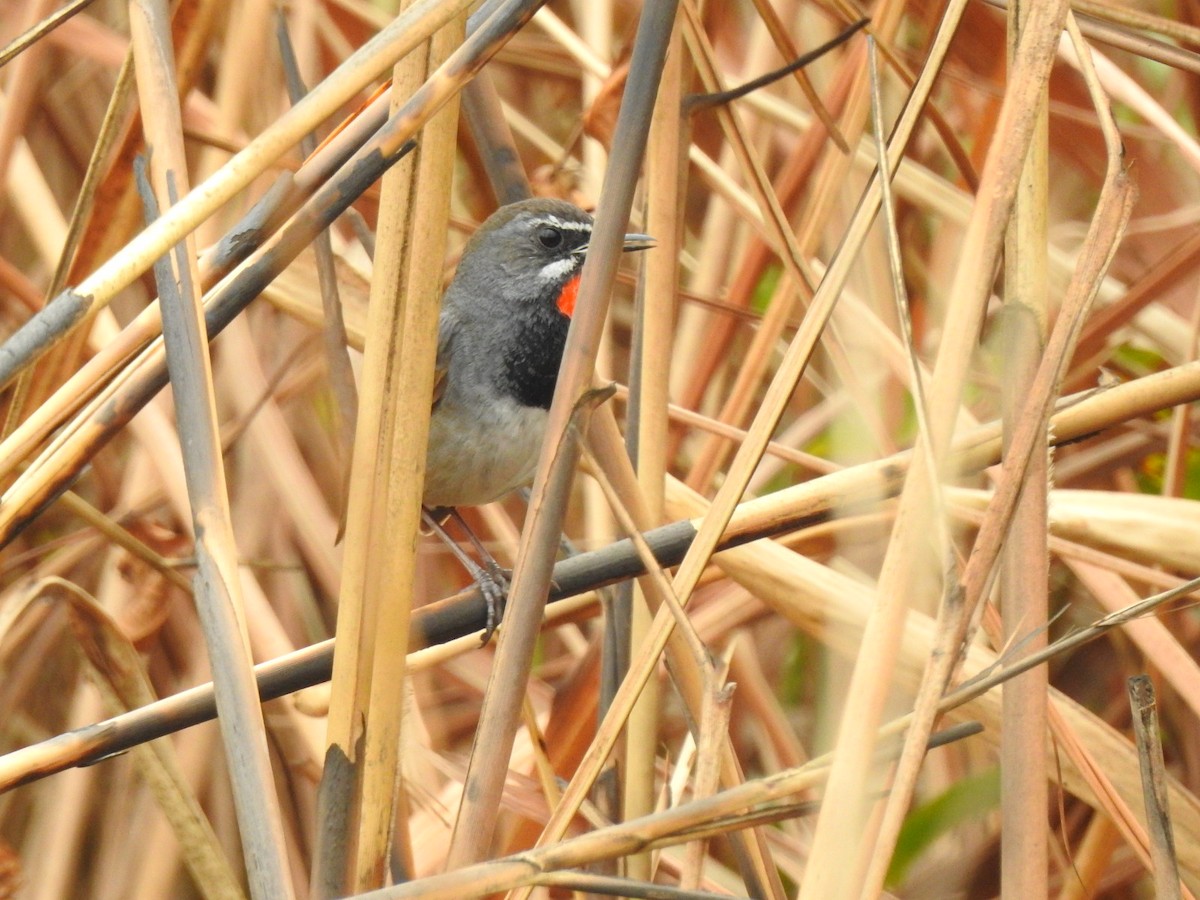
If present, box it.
[1127,675,1184,900]
[129,0,294,895]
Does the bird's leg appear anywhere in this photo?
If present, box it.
[445,507,512,583]
[421,506,508,644]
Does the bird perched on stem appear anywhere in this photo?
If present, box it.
[420,198,654,635]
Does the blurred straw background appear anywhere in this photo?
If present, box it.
[2,0,1200,897]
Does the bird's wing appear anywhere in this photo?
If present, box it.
[432,310,458,410]
[432,363,448,409]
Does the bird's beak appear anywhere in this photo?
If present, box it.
[622,232,656,253]
[572,232,657,256]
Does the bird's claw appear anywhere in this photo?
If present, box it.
[477,563,509,646]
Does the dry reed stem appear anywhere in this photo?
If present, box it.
[799,2,1071,893]
[997,0,1051,893]
[460,68,530,206]
[130,1,294,895]
[1070,0,1200,43]
[623,10,684,880]
[575,0,614,653]
[277,15,359,512]
[1128,675,1185,900]
[856,34,952,896]
[313,8,465,891]
[5,1,1200,895]
[1163,284,1200,496]
[447,1,676,870]
[953,0,1134,713]
[357,12,460,887]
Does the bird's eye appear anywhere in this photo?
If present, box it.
[536,225,563,249]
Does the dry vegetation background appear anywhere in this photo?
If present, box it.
[2,0,1200,898]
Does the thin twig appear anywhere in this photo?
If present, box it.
[0,0,102,68]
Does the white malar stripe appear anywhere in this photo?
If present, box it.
[537,256,579,284]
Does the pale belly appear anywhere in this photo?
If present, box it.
[422,399,549,508]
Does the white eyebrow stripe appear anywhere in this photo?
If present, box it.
[534,215,592,232]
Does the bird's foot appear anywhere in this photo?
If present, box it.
[422,506,516,644]
[476,561,509,646]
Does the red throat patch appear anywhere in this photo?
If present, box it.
[556,274,581,317]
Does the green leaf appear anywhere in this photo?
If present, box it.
[887,765,1001,888]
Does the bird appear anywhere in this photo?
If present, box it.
[420,197,654,635]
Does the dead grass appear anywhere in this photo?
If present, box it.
[3,0,1200,898]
